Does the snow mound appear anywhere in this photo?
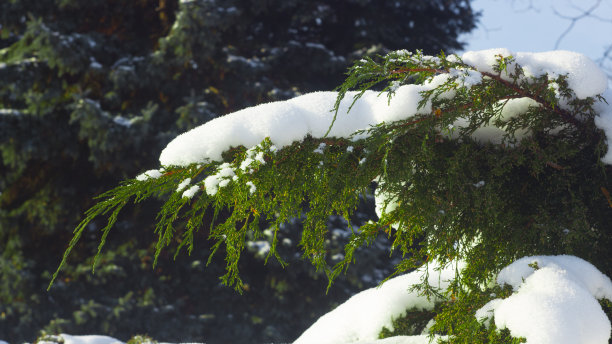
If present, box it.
[295,256,612,344]
[160,85,431,166]
[476,255,612,344]
[37,334,122,344]
[159,49,611,168]
[462,49,608,99]
[293,261,460,344]
[30,334,204,344]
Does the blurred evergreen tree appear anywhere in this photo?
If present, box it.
[0,0,477,342]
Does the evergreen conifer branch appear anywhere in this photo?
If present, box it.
[1,1,482,340]
[51,49,611,341]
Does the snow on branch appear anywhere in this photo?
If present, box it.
[160,48,611,167]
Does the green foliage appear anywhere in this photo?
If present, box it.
[378,305,438,338]
[52,137,379,291]
[56,49,612,342]
[126,335,157,344]
[601,299,612,341]
[430,285,526,343]
[334,50,611,286]
[35,334,65,344]
[1,1,478,341]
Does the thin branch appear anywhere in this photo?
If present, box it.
[480,71,583,128]
[510,0,538,13]
[390,67,447,75]
[389,66,582,129]
[553,0,603,49]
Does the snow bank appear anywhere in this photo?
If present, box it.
[296,255,612,344]
[37,334,122,344]
[29,334,203,344]
[476,255,612,344]
[293,261,460,344]
[159,49,611,167]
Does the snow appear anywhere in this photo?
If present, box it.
[159,49,612,168]
[176,178,192,192]
[473,180,485,188]
[476,255,612,344]
[90,60,102,69]
[374,186,399,220]
[226,54,264,68]
[113,115,137,127]
[159,85,433,166]
[448,97,539,144]
[135,169,163,181]
[448,67,482,88]
[29,334,203,344]
[314,142,327,154]
[37,334,122,344]
[240,145,267,173]
[461,49,608,99]
[305,42,327,50]
[293,261,460,344]
[295,255,612,344]
[246,181,256,194]
[203,162,235,195]
[0,109,21,116]
[246,240,271,258]
[182,185,200,199]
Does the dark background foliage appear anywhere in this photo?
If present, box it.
[0,0,477,342]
